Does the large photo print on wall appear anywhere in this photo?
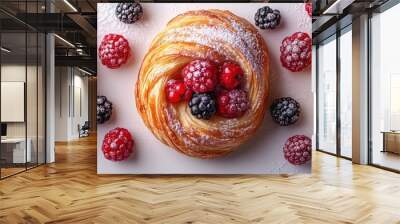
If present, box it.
[97,3,313,174]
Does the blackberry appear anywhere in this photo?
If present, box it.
[97,96,113,124]
[270,97,300,126]
[254,6,281,30]
[188,93,216,120]
[115,2,143,24]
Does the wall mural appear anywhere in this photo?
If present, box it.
[97,3,313,174]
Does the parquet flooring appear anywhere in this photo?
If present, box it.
[1,167,26,178]
[1,134,400,224]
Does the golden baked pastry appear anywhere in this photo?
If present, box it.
[135,9,269,159]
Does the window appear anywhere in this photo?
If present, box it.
[316,25,353,159]
[339,27,352,158]
[370,3,400,171]
[317,36,337,154]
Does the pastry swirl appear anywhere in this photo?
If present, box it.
[135,9,269,159]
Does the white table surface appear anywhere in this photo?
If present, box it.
[1,137,32,163]
[97,3,313,174]
[1,138,26,143]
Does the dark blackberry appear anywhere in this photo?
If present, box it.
[115,2,143,24]
[97,96,113,124]
[188,93,216,120]
[254,6,281,30]
[270,97,300,126]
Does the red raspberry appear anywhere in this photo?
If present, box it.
[165,79,193,103]
[98,34,130,69]
[280,32,311,72]
[283,135,312,165]
[219,62,244,90]
[305,3,312,17]
[217,89,249,118]
[102,127,134,161]
[182,59,218,93]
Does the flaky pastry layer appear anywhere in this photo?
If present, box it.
[136,9,270,159]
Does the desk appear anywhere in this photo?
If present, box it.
[1,138,31,163]
[381,131,400,154]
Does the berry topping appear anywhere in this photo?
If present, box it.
[280,32,311,72]
[182,59,218,93]
[254,6,281,30]
[305,3,312,17]
[102,128,134,161]
[217,89,249,118]
[97,96,113,124]
[165,79,192,103]
[283,135,312,165]
[219,62,244,90]
[270,97,300,126]
[188,93,217,120]
[98,34,130,69]
[115,2,143,24]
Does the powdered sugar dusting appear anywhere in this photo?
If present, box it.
[230,19,264,71]
[163,23,263,77]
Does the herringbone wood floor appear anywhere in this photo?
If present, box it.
[1,135,400,224]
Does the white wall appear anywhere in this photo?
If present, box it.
[55,67,69,141]
[1,65,41,138]
[54,67,89,141]
[72,73,89,138]
[1,64,46,164]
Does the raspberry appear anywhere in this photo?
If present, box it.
[305,3,312,17]
[280,32,311,72]
[219,62,244,90]
[217,89,249,118]
[102,128,134,161]
[165,79,193,103]
[283,135,312,165]
[182,59,218,93]
[98,34,130,69]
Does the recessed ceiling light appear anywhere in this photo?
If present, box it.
[77,67,94,76]
[1,47,11,53]
[54,34,75,48]
[63,0,78,12]
[323,0,355,15]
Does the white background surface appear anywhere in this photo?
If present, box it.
[97,3,312,174]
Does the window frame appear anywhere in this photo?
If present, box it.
[315,24,353,161]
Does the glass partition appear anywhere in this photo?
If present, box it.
[0,1,46,179]
[38,32,46,165]
[27,31,38,169]
[1,31,28,177]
